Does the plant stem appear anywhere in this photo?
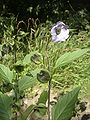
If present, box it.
[48,79,51,120]
[14,72,18,120]
[13,36,18,120]
[46,39,51,120]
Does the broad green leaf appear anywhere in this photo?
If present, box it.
[37,91,48,104]
[0,64,13,83]
[55,48,90,68]
[18,75,36,91]
[52,87,80,120]
[18,105,35,120]
[30,68,41,78]
[0,93,12,120]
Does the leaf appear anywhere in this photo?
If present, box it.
[37,91,48,104]
[0,93,12,120]
[52,87,80,120]
[18,75,36,91]
[20,68,47,89]
[55,48,90,68]
[0,64,13,83]
[18,105,35,120]
[33,104,47,118]
[30,68,41,78]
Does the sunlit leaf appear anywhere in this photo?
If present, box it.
[37,91,48,104]
[52,87,80,120]
[55,48,90,68]
[0,64,13,83]
[0,93,12,120]
[18,75,36,91]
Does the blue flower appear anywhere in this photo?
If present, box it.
[51,21,69,42]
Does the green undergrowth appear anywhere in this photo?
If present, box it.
[0,16,90,99]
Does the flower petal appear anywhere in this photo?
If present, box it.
[51,21,69,42]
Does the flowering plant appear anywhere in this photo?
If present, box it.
[0,20,89,120]
[36,21,90,120]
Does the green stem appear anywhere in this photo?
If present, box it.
[13,36,18,120]
[46,39,51,120]
[48,79,51,120]
[14,72,19,120]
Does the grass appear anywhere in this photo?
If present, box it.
[0,18,90,99]
[24,27,90,99]
[50,30,90,98]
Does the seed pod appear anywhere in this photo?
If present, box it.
[31,53,42,64]
[37,70,51,83]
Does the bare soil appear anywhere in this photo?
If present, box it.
[22,86,90,120]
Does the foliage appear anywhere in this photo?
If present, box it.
[1,0,90,24]
[18,75,36,91]
[0,3,90,119]
[52,87,80,120]
[18,91,48,120]
[55,48,90,69]
[37,91,48,104]
[0,64,13,83]
[18,105,35,120]
[0,93,12,120]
